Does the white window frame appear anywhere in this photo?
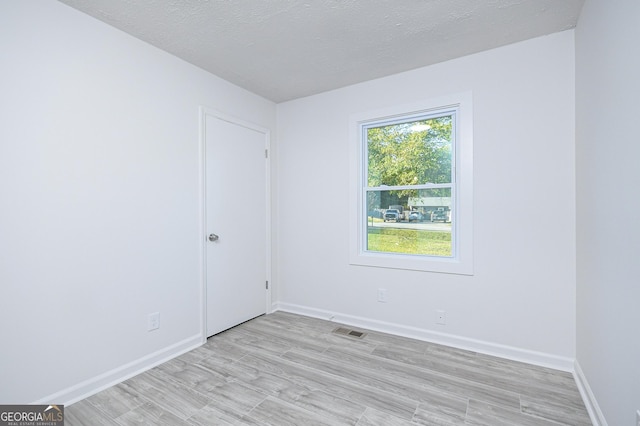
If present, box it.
[348,92,473,275]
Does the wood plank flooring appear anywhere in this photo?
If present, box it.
[66,312,592,425]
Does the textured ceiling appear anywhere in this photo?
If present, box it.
[57,0,584,103]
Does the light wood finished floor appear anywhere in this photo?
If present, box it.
[66,312,592,425]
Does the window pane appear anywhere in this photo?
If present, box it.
[366,188,452,257]
[367,115,452,187]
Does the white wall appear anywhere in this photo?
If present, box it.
[575,0,640,424]
[0,1,275,404]
[276,31,576,368]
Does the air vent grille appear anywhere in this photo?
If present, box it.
[332,327,366,339]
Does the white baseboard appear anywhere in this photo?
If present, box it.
[33,334,203,406]
[574,360,607,426]
[274,302,575,372]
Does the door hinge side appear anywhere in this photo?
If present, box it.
[266,280,269,290]
[265,149,268,159]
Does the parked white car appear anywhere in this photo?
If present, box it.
[408,211,423,222]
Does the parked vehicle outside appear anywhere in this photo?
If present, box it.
[430,208,451,223]
[384,209,401,222]
[408,211,423,222]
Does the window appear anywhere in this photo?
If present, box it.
[349,93,473,274]
[365,112,455,257]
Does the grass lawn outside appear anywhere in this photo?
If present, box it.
[367,226,451,257]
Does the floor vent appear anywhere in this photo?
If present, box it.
[332,327,366,339]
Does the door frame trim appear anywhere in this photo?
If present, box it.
[198,106,272,342]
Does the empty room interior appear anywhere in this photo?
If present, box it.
[1,0,638,425]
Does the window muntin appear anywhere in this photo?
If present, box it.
[363,110,456,258]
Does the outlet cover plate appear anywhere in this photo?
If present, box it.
[148,312,160,331]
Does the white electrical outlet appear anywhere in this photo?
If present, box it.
[377,288,388,303]
[148,312,160,331]
[436,310,446,325]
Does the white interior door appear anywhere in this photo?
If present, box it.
[205,112,268,337]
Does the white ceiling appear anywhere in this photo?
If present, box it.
[57,0,584,103]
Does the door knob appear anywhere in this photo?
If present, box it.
[208,233,219,242]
